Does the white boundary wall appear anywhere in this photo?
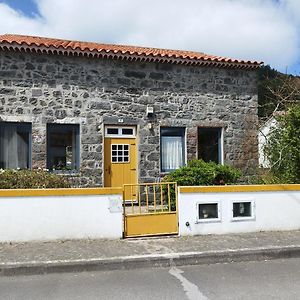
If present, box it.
[178,186,300,236]
[0,190,123,242]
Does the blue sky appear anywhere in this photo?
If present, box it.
[0,0,38,17]
[0,0,299,75]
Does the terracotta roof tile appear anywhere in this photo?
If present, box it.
[0,34,262,69]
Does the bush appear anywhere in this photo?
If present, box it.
[250,169,285,185]
[0,169,71,189]
[163,160,241,210]
[163,159,241,186]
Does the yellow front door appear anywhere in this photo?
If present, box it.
[104,137,137,198]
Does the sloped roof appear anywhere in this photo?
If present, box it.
[0,34,262,69]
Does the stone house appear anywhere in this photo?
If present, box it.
[0,34,261,187]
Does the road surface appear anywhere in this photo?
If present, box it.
[0,258,299,299]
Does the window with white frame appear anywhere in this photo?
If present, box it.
[0,122,31,169]
[197,201,221,222]
[198,127,223,163]
[160,127,185,172]
[232,200,255,221]
[105,126,136,138]
[111,144,130,163]
[47,124,79,171]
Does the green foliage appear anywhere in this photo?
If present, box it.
[163,160,241,210]
[258,65,282,119]
[265,104,300,183]
[163,160,241,186]
[0,169,71,189]
[250,169,286,185]
[258,65,299,120]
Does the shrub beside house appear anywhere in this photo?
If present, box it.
[0,169,70,189]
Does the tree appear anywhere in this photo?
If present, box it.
[258,66,300,121]
[258,67,300,183]
[264,104,300,183]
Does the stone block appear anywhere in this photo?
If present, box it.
[53,91,62,97]
[54,109,67,119]
[0,88,15,95]
[117,78,131,85]
[124,70,146,79]
[149,72,164,80]
[25,62,35,70]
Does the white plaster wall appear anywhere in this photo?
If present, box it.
[258,117,277,168]
[178,190,300,236]
[0,194,123,242]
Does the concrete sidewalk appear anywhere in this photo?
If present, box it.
[1,231,300,276]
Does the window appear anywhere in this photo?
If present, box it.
[160,127,185,172]
[107,128,119,135]
[111,144,130,163]
[105,126,136,138]
[232,200,255,221]
[198,128,222,163]
[197,201,221,223]
[47,124,79,171]
[0,122,31,169]
[122,128,133,135]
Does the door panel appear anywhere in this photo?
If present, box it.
[104,137,137,198]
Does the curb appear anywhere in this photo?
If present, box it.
[1,245,300,276]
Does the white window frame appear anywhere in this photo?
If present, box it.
[220,128,224,164]
[231,199,256,222]
[0,122,32,169]
[111,144,130,164]
[196,200,221,223]
[105,126,136,138]
[160,127,186,173]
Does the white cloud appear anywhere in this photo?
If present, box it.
[0,3,42,34]
[0,0,299,72]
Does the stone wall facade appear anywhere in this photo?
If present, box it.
[0,50,258,186]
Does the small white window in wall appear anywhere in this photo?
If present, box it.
[232,200,255,221]
[197,201,221,223]
[47,124,79,171]
[160,127,185,172]
[198,127,223,163]
[0,122,31,169]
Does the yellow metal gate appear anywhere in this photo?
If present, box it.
[123,182,178,238]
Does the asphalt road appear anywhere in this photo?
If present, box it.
[0,258,299,300]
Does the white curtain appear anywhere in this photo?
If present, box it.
[161,136,183,171]
[0,124,28,169]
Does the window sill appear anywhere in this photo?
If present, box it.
[195,218,221,224]
[160,172,171,176]
[160,170,183,175]
[231,216,255,222]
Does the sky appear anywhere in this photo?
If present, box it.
[0,0,299,75]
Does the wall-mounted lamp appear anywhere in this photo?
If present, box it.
[146,106,154,117]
